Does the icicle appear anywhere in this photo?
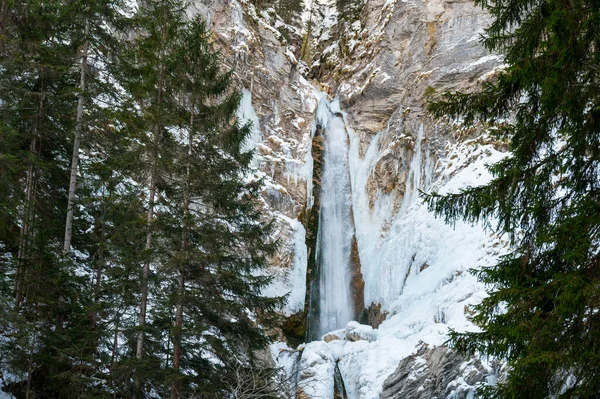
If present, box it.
[398,123,425,215]
[237,89,262,164]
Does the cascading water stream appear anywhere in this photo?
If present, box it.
[308,96,355,340]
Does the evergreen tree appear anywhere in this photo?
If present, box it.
[425,0,600,398]
[336,0,363,23]
[275,0,304,26]
[62,0,125,256]
[0,1,282,397]
[116,2,283,397]
[114,0,186,394]
[0,3,83,397]
[165,19,283,397]
[0,1,134,397]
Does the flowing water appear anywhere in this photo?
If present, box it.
[310,98,355,339]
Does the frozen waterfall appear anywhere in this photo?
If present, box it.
[310,96,355,339]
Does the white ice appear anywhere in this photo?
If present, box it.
[314,96,355,337]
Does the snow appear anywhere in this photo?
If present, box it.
[298,342,336,399]
[345,321,378,343]
[223,2,510,398]
[234,65,322,319]
[318,123,508,398]
[287,219,309,314]
[271,342,302,397]
[260,215,308,315]
[275,109,508,397]
[0,364,17,399]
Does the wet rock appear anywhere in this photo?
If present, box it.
[381,345,492,399]
[324,334,340,343]
[359,302,389,329]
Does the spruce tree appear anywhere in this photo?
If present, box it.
[275,0,304,26]
[0,4,80,397]
[0,1,131,397]
[61,0,125,256]
[116,2,283,396]
[165,19,283,397]
[0,1,282,397]
[114,0,185,394]
[425,0,600,398]
[336,0,363,23]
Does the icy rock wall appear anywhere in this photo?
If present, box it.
[191,0,508,397]
[190,0,322,318]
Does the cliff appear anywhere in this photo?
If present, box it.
[192,0,507,397]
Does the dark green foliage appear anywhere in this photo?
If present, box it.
[0,1,92,396]
[336,0,363,23]
[425,0,600,398]
[0,1,283,398]
[275,0,304,26]
[253,0,304,26]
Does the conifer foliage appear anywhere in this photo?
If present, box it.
[426,0,600,398]
[0,1,282,398]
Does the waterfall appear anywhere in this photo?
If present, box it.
[309,96,355,339]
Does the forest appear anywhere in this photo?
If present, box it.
[0,0,287,397]
[1,0,600,398]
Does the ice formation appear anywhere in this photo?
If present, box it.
[312,96,355,338]
[273,101,508,398]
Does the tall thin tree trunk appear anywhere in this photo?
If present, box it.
[135,21,166,396]
[15,140,36,310]
[16,81,45,310]
[0,0,7,40]
[25,333,36,399]
[170,110,193,399]
[63,21,89,255]
[91,218,104,328]
[164,330,171,399]
[136,168,155,358]
[135,6,169,397]
[110,307,122,399]
[170,272,184,399]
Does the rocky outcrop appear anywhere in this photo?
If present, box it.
[319,0,502,230]
[191,1,508,397]
[191,0,321,317]
[381,345,495,399]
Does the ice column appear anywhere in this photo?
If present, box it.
[314,98,354,337]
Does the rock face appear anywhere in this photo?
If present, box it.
[381,345,493,399]
[327,0,502,254]
[191,0,321,316]
[190,1,507,398]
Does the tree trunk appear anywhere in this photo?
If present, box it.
[110,307,122,399]
[91,216,105,328]
[0,0,6,36]
[136,169,155,359]
[0,0,8,41]
[16,81,45,310]
[15,140,37,310]
[135,6,168,397]
[136,22,166,397]
[63,22,89,255]
[170,109,193,399]
[170,271,184,399]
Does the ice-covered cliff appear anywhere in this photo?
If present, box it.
[192,0,507,397]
